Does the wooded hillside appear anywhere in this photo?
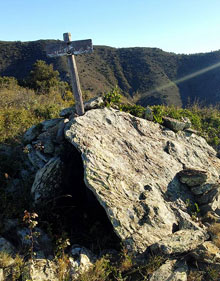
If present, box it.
[1,40,220,107]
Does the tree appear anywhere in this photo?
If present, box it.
[27,60,61,94]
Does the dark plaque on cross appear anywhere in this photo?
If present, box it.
[46,33,93,116]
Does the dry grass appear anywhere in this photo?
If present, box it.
[0,252,14,268]
[77,256,112,281]
[187,270,204,281]
[208,223,220,248]
[0,86,73,144]
[56,254,71,281]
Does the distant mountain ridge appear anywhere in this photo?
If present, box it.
[1,40,220,107]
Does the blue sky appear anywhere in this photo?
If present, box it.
[0,0,220,54]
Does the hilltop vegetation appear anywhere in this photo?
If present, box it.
[1,67,220,279]
[1,66,220,149]
[0,43,220,279]
[1,40,220,107]
[0,79,220,279]
[0,69,73,144]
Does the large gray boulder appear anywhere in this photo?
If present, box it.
[64,108,220,253]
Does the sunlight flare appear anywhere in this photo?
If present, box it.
[149,61,220,94]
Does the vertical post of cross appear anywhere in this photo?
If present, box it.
[63,32,85,116]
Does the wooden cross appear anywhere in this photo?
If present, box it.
[46,33,93,115]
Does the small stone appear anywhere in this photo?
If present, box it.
[17,227,53,256]
[184,128,198,134]
[60,107,75,118]
[181,117,191,129]
[43,140,55,154]
[23,124,42,143]
[22,259,58,281]
[84,96,104,110]
[190,241,220,264]
[178,168,208,187]
[69,246,96,279]
[35,150,50,163]
[56,118,69,143]
[191,183,218,195]
[25,144,45,169]
[199,201,220,216]
[197,188,219,205]
[198,186,220,216]
[31,157,63,203]
[149,259,188,281]
[150,229,209,255]
[149,259,176,281]
[41,118,63,131]
[163,116,189,132]
[144,106,154,121]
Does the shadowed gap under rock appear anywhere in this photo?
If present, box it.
[53,142,121,253]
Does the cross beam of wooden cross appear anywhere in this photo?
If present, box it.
[46,33,93,116]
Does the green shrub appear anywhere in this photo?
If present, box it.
[0,108,36,143]
[33,104,61,120]
[120,104,145,118]
[103,86,121,107]
[0,81,73,144]
[102,88,220,149]
[148,104,220,149]
[26,60,60,94]
[152,105,164,123]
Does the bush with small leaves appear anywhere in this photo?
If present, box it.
[103,86,121,107]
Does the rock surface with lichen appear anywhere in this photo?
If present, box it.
[64,107,220,253]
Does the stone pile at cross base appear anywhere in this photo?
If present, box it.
[20,103,220,279]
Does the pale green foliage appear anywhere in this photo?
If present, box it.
[185,199,200,221]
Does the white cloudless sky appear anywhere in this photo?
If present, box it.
[0,0,220,54]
